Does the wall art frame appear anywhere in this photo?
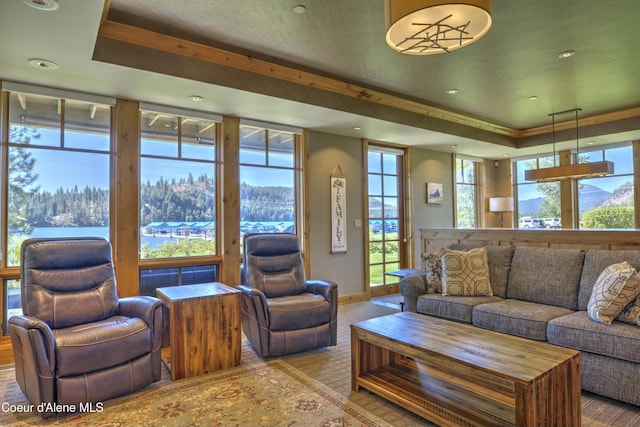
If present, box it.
[427,182,443,204]
[330,175,347,253]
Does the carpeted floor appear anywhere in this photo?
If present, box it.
[1,299,640,426]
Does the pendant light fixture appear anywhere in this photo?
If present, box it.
[384,0,492,55]
[524,109,614,182]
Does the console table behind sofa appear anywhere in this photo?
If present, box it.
[420,228,640,255]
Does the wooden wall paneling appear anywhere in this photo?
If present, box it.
[220,116,240,287]
[421,229,640,253]
[113,99,140,297]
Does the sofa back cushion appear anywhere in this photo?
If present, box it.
[578,250,640,311]
[485,246,515,298]
[506,247,585,310]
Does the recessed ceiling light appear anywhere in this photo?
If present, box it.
[293,5,306,14]
[558,50,576,59]
[528,95,538,101]
[23,0,59,11]
[28,58,58,70]
[503,154,509,157]
[450,144,457,149]
[353,126,361,131]
[189,95,204,101]
[446,89,459,95]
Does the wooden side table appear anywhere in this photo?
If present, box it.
[156,282,241,380]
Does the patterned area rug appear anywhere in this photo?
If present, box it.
[1,360,391,427]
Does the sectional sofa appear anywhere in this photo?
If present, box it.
[400,244,640,406]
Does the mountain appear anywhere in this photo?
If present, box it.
[577,184,612,212]
[519,183,613,217]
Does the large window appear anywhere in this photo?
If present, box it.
[513,155,560,228]
[139,107,218,259]
[578,144,634,229]
[513,143,634,229]
[367,146,403,290]
[239,122,298,244]
[3,86,113,332]
[455,157,480,228]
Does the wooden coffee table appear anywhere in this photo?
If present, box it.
[157,282,241,380]
[351,312,581,427]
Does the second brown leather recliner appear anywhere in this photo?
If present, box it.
[238,233,338,358]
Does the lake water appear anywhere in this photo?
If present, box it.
[24,227,177,249]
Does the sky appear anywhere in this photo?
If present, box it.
[24,129,293,192]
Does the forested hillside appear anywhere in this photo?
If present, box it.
[22,174,293,228]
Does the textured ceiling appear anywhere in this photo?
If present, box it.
[107,0,640,130]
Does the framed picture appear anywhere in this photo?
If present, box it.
[330,176,347,253]
[427,182,443,204]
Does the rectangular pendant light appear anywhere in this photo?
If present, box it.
[524,161,614,182]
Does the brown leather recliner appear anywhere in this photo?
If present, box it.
[9,237,163,418]
[238,233,338,358]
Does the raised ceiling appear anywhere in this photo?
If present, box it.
[2,0,640,159]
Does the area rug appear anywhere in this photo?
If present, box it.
[1,360,391,427]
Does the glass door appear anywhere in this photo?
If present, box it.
[367,146,405,297]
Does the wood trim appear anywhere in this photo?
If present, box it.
[300,132,311,275]
[362,139,371,298]
[404,147,414,268]
[97,20,517,138]
[220,116,241,287]
[421,228,640,254]
[518,107,640,138]
[634,140,640,229]
[113,99,140,297]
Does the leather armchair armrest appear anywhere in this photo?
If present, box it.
[237,284,269,326]
[119,296,163,327]
[306,280,337,299]
[119,296,163,351]
[8,315,56,379]
[399,273,427,313]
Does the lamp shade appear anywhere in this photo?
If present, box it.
[384,0,492,55]
[489,197,514,212]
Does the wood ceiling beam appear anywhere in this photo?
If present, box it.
[97,19,519,138]
[519,107,640,138]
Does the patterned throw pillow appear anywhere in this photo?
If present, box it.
[441,247,492,296]
[587,261,640,324]
[617,294,640,326]
[421,252,442,293]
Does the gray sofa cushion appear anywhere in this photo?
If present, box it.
[547,311,640,363]
[507,247,584,310]
[473,299,574,341]
[485,246,515,298]
[578,250,640,311]
[416,294,502,324]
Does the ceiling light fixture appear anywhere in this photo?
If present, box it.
[28,58,58,70]
[558,50,576,59]
[384,0,492,55]
[293,5,306,14]
[189,95,204,101]
[23,0,59,11]
[524,108,614,182]
[446,88,459,94]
